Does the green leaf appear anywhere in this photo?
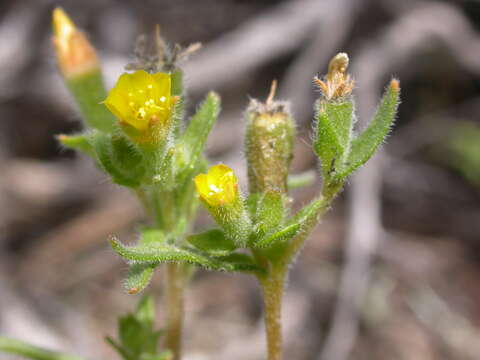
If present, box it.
[106,294,166,360]
[57,133,95,157]
[135,294,156,329]
[314,99,354,181]
[254,223,301,248]
[254,191,285,239]
[337,80,400,180]
[215,253,263,273]
[288,197,326,226]
[89,132,142,187]
[180,92,220,174]
[125,263,156,295]
[187,229,237,256]
[287,170,316,189]
[105,337,131,360]
[110,237,260,273]
[0,337,82,360]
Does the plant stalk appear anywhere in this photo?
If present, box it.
[165,262,185,360]
[260,265,288,360]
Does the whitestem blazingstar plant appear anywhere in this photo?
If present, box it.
[0,10,400,360]
[53,8,221,360]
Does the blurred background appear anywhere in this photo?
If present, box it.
[1,0,480,359]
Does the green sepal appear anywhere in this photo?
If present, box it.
[110,237,260,273]
[89,131,144,187]
[124,263,157,295]
[287,170,316,189]
[179,92,220,180]
[57,133,95,157]
[187,228,237,257]
[336,81,400,181]
[66,69,116,133]
[314,99,354,184]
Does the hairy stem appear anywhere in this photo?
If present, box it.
[165,262,185,360]
[260,265,287,360]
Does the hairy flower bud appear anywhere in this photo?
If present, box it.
[194,165,251,246]
[245,81,295,194]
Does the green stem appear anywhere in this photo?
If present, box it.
[152,186,186,360]
[165,263,185,360]
[0,337,82,360]
[259,266,288,360]
[257,194,337,360]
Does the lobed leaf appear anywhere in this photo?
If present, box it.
[110,237,260,273]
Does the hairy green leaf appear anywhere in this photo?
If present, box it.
[337,80,400,180]
[110,237,260,273]
[187,229,237,256]
[89,132,142,187]
[180,92,220,174]
[57,133,95,157]
[314,99,354,181]
[125,263,156,295]
[254,191,285,239]
[254,223,301,249]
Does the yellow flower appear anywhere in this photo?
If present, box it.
[52,7,99,78]
[104,70,173,132]
[194,165,239,207]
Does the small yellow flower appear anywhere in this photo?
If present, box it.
[194,165,239,207]
[104,70,173,132]
[52,7,99,78]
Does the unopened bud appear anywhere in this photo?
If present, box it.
[52,8,99,79]
[245,81,295,194]
[194,165,251,246]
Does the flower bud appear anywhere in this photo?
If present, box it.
[52,8,99,79]
[194,165,251,247]
[104,70,176,145]
[245,81,295,194]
